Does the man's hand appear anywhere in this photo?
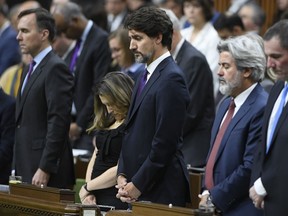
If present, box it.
[249,186,265,209]
[115,176,140,203]
[32,168,50,187]
[198,194,209,208]
[123,182,141,200]
[69,123,82,141]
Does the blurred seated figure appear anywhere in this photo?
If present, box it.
[109,28,144,82]
[0,88,15,184]
[105,0,128,32]
[237,1,265,35]
[0,54,32,98]
[0,4,21,76]
[273,0,288,24]
[213,13,245,40]
[79,72,133,209]
[181,0,220,100]
[161,0,188,29]
[52,31,75,60]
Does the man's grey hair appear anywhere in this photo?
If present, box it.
[161,8,181,31]
[52,2,83,22]
[217,34,266,82]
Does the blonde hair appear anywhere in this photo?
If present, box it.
[87,72,134,132]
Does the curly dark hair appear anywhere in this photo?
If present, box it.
[124,6,173,50]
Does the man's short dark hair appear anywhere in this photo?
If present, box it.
[124,6,173,50]
[18,8,56,42]
[263,19,288,50]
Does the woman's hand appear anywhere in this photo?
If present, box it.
[79,185,90,202]
[82,194,96,205]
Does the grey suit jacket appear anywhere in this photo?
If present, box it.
[15,51,75,188]
[176,40,215,167]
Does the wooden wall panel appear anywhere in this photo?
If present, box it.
[213,0,278,36]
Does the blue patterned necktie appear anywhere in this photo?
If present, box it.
[266,84,288,153]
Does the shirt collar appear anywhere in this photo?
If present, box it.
[0,21,10,36]
[33,46,53,69]
[233,83,257,108]
[81,20,93,43]
[172,38,185,60]
[146,51,171,74]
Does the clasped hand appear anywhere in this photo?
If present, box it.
[249,186,265,209]
[115,175,141,203]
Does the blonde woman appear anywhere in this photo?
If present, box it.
[79,72,133,209]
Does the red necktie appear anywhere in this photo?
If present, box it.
[205,99,236,190]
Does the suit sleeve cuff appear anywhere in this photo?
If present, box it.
[254,178,267,196]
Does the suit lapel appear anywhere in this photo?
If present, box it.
[73,26,95,78]
[175,41,186,65]
[214,84,260,162]
[268,81,286,151]
[126,57,171,126]
[16,52,51,121]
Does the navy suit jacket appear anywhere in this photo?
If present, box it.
[15,51,75,188]
[206,84,267,215]
[251,81,288,215]
[176,40,215,167]
[0,25,21,76]
[118,56,190,206]
[0,88,15,184]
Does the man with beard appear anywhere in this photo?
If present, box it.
[250,20,288,215]
[199,34,267,216]
[115,6,190,207]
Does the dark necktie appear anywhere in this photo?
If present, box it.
[69,39,81,72]
[205,98,236,189]
[27,60,36,80]
[266,84,288,153]
[137,69,149,96]
[21,60,36,94]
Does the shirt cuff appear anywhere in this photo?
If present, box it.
[201,190,210,196]
[254,178,267,196]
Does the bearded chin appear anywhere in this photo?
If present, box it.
[219,83,232,96]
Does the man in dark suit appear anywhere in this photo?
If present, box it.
[52,2,111,152]
[165,9,215,167]
[250,20,288,216]
[116,6,190,207]
[15,8,74,188]
[199,34,267,215]
[0,4,21,76]
[0,88,15,184]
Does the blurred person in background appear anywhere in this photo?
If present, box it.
[181,0,220,103]
[0,4,21,76]
[108,28,143,82]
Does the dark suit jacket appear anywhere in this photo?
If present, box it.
[176,40,215,167]
[66,24,111,130]
[207,84,267,215]
[15,51,75,188]
[0,88,15,184]
[0,25,21,76]
[118,56,190,207]
[251,81,288,216]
